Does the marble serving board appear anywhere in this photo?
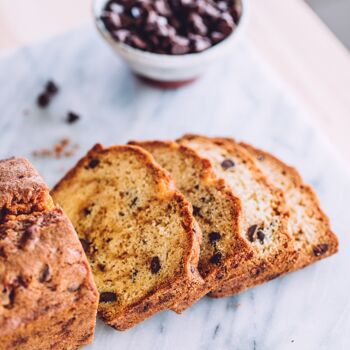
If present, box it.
[0,27,349,350]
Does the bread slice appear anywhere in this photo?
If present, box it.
[130,140,252,311]
[178,135,298,297]
[0,157,98,350]
[240,142,338,269]
[51,144,204,330]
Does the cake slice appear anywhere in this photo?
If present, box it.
[178,135,298,297]
[51,144,204,330]
[0,158,98,350]
[130,140,252,311]
[241,142,338,269]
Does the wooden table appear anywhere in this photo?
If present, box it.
[1,0,349,163]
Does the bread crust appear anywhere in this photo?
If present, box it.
[240,142,339,269]
[0,157,98,350]
[0,157,53,218]
[51,144,204,330]
[178,135,298,298]
[130,140,252,311]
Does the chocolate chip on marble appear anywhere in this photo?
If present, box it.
[38,264,51,283]
[247,225,258,242]
[313,244,329,257]
[66,112,80,124]
[37,93,51,108]
[221,159,235,170]
[87,158,100,169]
[209,232,221,244]
[209,251,222,265]
[100,292,118,303]
[150,256,161,274]
[46,80,59,95]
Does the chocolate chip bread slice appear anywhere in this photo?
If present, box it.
[0,158,98,350]
[240,142,338,269]
[51,144,204,330]
[179,135,298,297]
[130,140,252,311]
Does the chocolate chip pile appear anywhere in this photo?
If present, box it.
[100,0,242,55]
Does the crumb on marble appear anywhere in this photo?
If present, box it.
[32,138,79,159]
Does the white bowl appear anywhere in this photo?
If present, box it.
[93,0,248,85]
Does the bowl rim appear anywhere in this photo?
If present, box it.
[93,0,248,64]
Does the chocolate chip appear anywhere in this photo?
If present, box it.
[170,35,190,55]
[101,0,240,55]
[100,292,118,303]
[46,80,59,95]
[189,13,207,36]
[11,336,28,346]
[83,207,91,216]
[38,264,51,283]
[192,206,201,216]
[221,159,235,170]
[313,244,329,257]
[257,230,265,243]
[131,269,138,282]
[130,197,138,208]
[18,226,36,249]
[130,35,147,50]
[87,159,100,169]
[257,155,265,161]
[66,112,80,124]
[210,252,222,265]
[150,256,161,274]
[113,29,130,42]
[98,264,106,272]
[217,13,235,35]
[209,232,221,244]
[247,225,258,242]
[37,93,50,108]
[79,238,90,253]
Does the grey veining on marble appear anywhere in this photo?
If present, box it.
[0,27,349,350]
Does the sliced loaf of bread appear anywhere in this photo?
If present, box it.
[51,144,204,330]
[0,157,98,350]
[241,142,338,269]
[130,140,252,311]
[178,135,298,297]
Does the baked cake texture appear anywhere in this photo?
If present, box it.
[178,135,298,297]
[241,142,338,270]
[0,158,98,350]
[131,140,252,311]
[51,144,204,330]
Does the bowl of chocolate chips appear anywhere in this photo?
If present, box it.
[94,0,246,88]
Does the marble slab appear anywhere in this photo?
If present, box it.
[0,27,349,350]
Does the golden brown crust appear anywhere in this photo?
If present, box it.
[0,157,53,218]
[240,142,339,269]
[178,135,298,298]
[51,144,204,330]
[130,140,252,311]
